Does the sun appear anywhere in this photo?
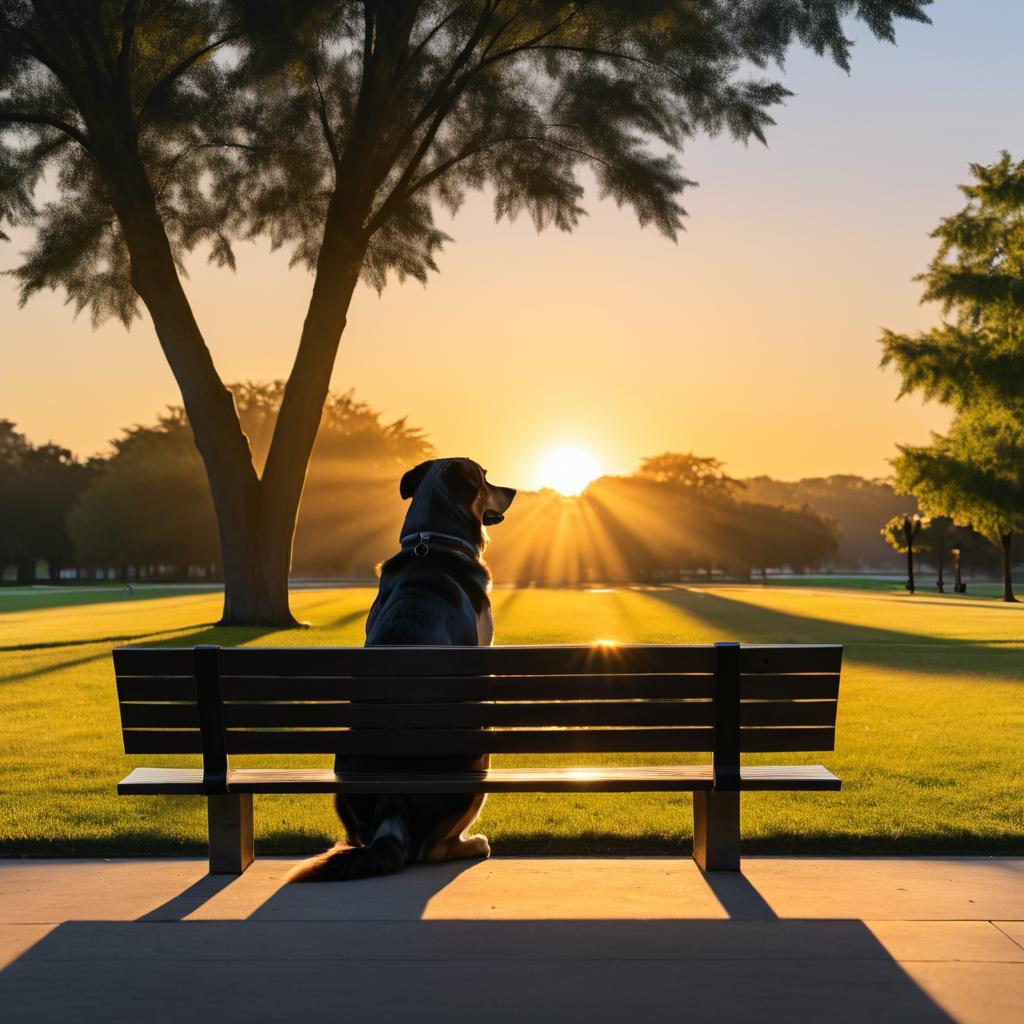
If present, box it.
[537,446,603,496]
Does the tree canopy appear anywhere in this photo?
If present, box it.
[881,152,1024,410]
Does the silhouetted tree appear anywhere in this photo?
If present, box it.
[68,384,433,578]
[743,474,917,569]
[1,0,932,623]
[637,452,741,498]
[0,421,90,581]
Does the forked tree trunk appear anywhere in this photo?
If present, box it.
[1000,532,1017,603]
[108,158,367,626]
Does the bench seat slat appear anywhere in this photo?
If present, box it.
[117,764,840,795]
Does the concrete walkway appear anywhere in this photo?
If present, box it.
[2,857,1022,1022]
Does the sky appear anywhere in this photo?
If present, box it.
[2,1,1023,492]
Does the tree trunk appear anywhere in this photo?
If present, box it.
[16,558,34,585]
[906,545,915,594]
[88,83,370,626]
[935,536,944,593]
[1000,532,1017,603]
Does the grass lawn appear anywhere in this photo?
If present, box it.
[1,581,1022,857]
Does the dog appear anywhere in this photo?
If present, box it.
[289,457,516,882]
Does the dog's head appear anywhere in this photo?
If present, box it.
[399,458,516,539]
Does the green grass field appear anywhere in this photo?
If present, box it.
[2,581,1022,857]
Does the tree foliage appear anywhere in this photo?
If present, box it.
[637,451,741,497]
[0,419,91,579]
[880,152,1024,409]
[893,409,1024,553]
[1,1,930,322]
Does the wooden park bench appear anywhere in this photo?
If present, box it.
[113,642,842,875]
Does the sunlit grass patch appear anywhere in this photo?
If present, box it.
[1,583,1021,856]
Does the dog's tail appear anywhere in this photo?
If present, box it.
[288,807,411,883]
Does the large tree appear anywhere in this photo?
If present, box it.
[1,0,932,623]
[881,153,1024,601]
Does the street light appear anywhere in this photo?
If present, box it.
[951,547,966,593]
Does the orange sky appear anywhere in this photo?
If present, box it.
[1,4,1019,491]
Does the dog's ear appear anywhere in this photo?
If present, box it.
[399,461,434,500]
[442,459,482,505]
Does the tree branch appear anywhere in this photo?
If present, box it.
[366,131,607,234]
[0,16,72,83]
[115,0,138,97]
[312,66,341,171]
[0,108,92,152]
[138,30,241,124]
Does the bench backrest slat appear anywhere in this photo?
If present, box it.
[120,725,837,756]
[115,670,840,704]
[114,643,842,758]
[113,643,840,678]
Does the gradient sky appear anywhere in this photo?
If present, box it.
[2,1,1022,491]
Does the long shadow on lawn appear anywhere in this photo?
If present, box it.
[641,585,1024,681]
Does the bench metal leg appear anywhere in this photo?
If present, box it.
[207,794,254,875]
[692,791,740,872]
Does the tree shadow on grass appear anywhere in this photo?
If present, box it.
[640,586,1024,682]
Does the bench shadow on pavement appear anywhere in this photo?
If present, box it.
[1,863,955,1022]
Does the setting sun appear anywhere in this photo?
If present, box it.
[537,446,603,496]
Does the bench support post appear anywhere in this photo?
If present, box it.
[695,642,742,871]
[692,790,740,871]
[207,794,254,875]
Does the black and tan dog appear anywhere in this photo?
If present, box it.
[290,458,515,882]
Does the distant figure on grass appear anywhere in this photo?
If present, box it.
[290,459,516,882]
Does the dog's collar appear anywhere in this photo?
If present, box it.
[400,531,481,561]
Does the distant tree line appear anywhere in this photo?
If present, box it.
[4,394,1017,587]
[488,454,840,585]
[1,384,432,583]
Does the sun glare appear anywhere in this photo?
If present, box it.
[537,446,603,496]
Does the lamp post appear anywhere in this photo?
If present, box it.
[951,547,966,593]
